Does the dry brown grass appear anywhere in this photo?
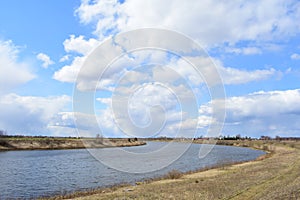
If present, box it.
[164,170,184,179]
[0,137,146,151]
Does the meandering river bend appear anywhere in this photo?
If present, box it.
[0,142,265,199]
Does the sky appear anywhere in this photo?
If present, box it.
[0,0,300,138]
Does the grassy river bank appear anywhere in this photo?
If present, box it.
[45,139,300,200]
[0,136,146,151]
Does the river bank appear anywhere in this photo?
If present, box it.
[0,137,146,151]
[47,140,300,200]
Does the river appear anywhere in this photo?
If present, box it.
[0,141,265,199]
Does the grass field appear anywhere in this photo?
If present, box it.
[47,140,300,200]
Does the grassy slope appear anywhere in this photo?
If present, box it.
[59,140,300,200]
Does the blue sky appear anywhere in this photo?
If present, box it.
[0,0,300,138]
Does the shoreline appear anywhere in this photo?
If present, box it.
[41,140,300,200]
[0,137,146,151]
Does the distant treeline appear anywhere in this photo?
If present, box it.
[0,134,141,141]
[150,135,300,141]
[0,134,81,139]
[1,131,299,141]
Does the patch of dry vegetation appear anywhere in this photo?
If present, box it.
[163,170,184,179]
[0,137,146,151]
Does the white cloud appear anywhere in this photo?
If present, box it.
[197,115,215,128]
[118,70,151,85]
[199,89,300,137]
[225,47,262,55]
[54,0,294,90]
[58,0,295,90]
[76,0,300,47]
[218,66,276,85]
[291,53,300,60]
[0,93,70,135]
[36,53,54,68]
[49,112,101,137]
[75,0,121,40]
[59,55,70,62]
[94,80,200,138]
[50,110,138,138]
[110,83,184,137]
[63,35,100,55]
[167,115,214,132]
[54,45,277,91]
[48,89,300,138]
[0,40,35,92]
[226,90,300,118]
[93,83,300,138]
[53,56,85,83]
[176,56,277,85]
[50,0,300,138]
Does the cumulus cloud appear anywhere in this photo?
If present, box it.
[53,56,85,83]
[92,69,208,138]
[37,53,54,68]
[63,35,100,55]
[49,112,102,137]
[54,44,277,91]
[51,0,299,138]
[225,90,300,119]
[76,0,300,47]
[75,0,121,40]
[49,89,300,138]
[0,93,70,135]
[0,40,35,92]
[54,48,164,88]
[54,0,298,89]
[199,89,300,137]
[97,83,190,138]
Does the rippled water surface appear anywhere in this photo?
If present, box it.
[0,142,265,199]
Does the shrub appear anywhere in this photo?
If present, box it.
[262,145,269,151]
[165,170,183,179]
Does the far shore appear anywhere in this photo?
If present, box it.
[43,139,300,200]
[0,136,146,151]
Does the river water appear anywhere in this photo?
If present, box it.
[0,142,265,199]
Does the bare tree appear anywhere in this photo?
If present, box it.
[96,133,103,144]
